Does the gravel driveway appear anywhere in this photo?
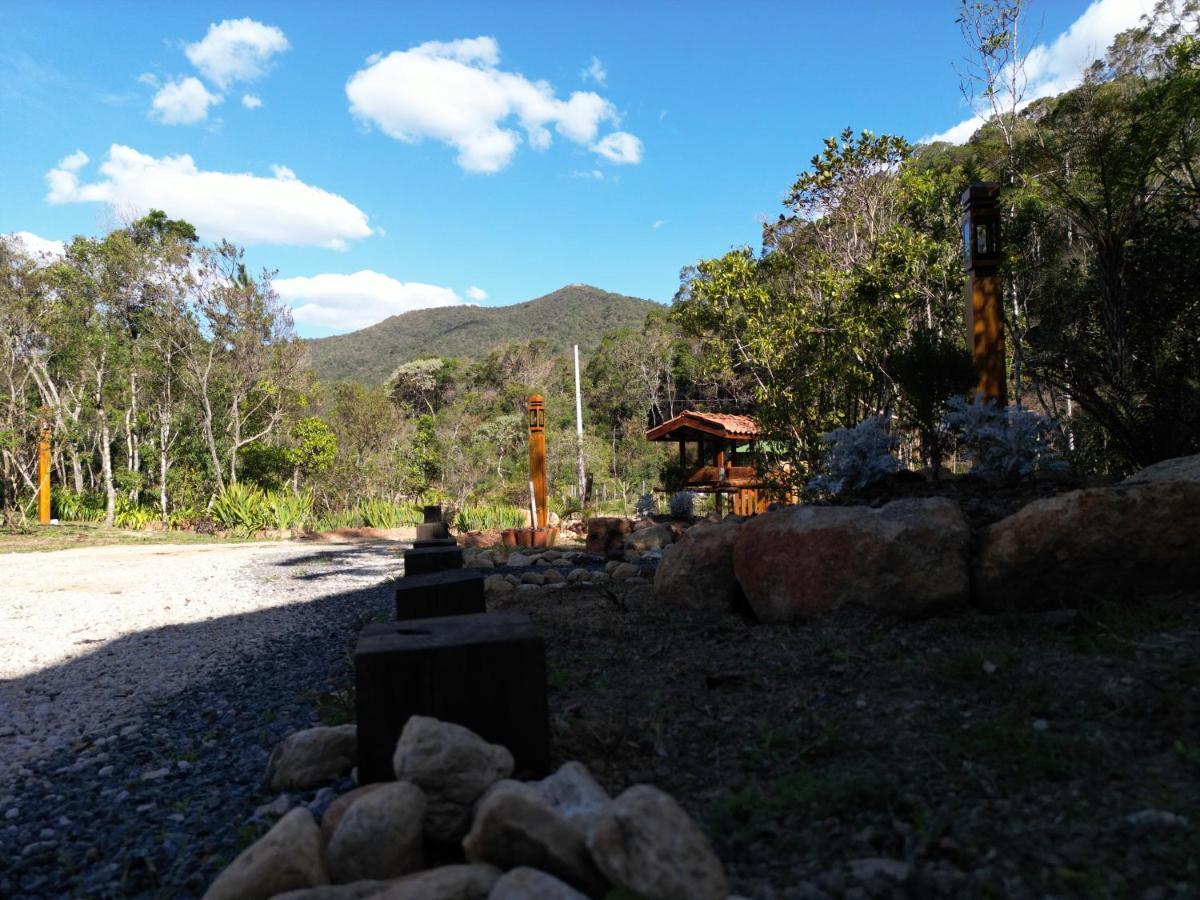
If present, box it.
[0,539,403,898]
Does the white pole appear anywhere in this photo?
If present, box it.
[573,344,586,505]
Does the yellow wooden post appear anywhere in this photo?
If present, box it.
[962,183,1008,405]
[527,395,548,530]
[38,414,52,525]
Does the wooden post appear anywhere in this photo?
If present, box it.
[527,396,547,530]
[962,183,1007,405]
[573,346,586,505]
[38,413,51,525]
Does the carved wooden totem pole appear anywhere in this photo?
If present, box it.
[961,182,1007,405]
[527,395,548,530]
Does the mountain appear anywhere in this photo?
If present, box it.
[302,284,662,384]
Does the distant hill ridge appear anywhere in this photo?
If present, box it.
[303,284,661,384]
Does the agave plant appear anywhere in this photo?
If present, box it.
[210,482,270,535]
[453,504,527,532]
[266,490,313,531]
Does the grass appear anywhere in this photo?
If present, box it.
[0,522,262,554]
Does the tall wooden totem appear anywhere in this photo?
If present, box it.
[38,411,51,525]
[527,395,548,529]
[961,182,1007,405]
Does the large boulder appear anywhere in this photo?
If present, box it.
[392,716,513,843]
[203,807,328,900]
[266,725,357,791]
[463,780,608,897]
[376,864,501,900]
[1123,453,1200,485]
[585,517,633,558]
[653,517,744,614]
[732,498,970,622]
[585,785,727,900]
[273,882,394,899]
[975,482,1200,610]
[325,782,426,883]
[623,522,681,559]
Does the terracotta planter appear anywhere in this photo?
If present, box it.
[530,527,558,549]
[501,528,518,547]
[516,528,534,547]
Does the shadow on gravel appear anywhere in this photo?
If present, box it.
[268,545,405,582]
[0,552,399,900]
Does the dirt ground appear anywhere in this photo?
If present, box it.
[484,582,1200,898]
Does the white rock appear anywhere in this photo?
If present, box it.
[528,761,611,830]
[506,553,532,567]
[266,725,357,792]
[487,867,589,899]
[586,785,727,900]
[566,569,590,583]
[520,572,546,586]
[611,563,639,580]
[203,807,328,900]
[484,575,514,594]
[326,782,426,882]
[541,569,564,584]
[463,781,608,896]
[391,716,513,843]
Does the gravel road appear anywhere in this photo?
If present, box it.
[0,539,403,898]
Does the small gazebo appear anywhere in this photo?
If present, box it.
[645,410,770,515]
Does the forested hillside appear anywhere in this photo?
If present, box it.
[304,285,660,384]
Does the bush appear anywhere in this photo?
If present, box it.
[806,415,900,495]
[360,498,422,530]
[53,489,105,522]
[114,497,157,529]
[887,328,976,471]
[942,397,1068,478]
[635,493,657,518]
[669,491,697,518]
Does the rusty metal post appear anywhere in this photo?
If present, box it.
[962,183,1008,405]
[527,395,547,530]
[38,412,51,525]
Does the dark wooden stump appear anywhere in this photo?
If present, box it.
[415,522,450,541]
[403,545,462,575]
[423,504,443,524]
[395,569,486,620]
[355,612,550,783]
[411,537,457,549]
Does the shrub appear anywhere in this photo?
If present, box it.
[806,415,900,495]
[360,498,422,529]
[887,328,976,471]
[635,493,657,518]
[53,489,105,522]
[669,491,697,518]
[942,396,1068,478]
[114,497,157,530]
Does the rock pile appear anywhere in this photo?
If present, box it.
[652,452,1200,621]
[205,717,732,900]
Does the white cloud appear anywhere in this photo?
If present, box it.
[924,0,1152,144]
[274,270,462,331]
[241,93,263,109]
[45,145,372,250]
[652,219,665,229]
[2,231,65,262]
[466,285,488,301]
[570,169,604,180]
[591,131,643,164]
[150,76,222,125]
[581,56,606,85]
[346,36,642,173]
[185,18,290,90]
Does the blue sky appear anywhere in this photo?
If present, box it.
[0,1,1151,336]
